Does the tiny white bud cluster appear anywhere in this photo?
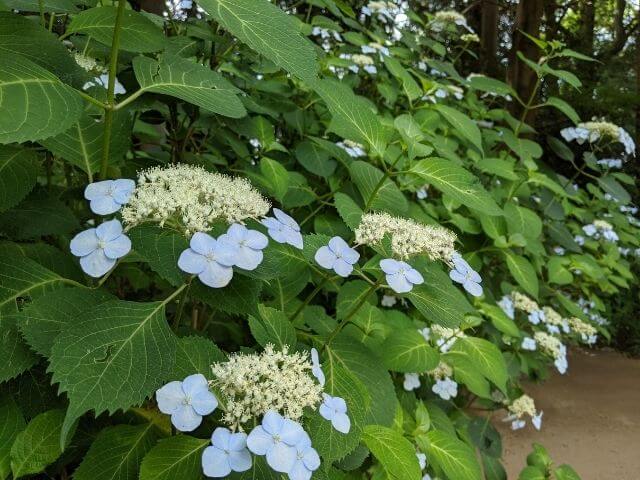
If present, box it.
[511,292,540,314]
[355,212,456,261]
[568,317,597,338]
[593,219,613,230]
[533,331,564,360]
[121,164,270,236]
[431,324,465,352]
[580,121,621,140]
[211,344,322,430]
[74,53,102,73]
[508,394,537,419]
[429,361,453,380]
[542,306,563,327]
[434,10,467,24]
[461,33,480,43]
[351,54,375,66]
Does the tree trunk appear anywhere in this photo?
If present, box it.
[480,0,500,77]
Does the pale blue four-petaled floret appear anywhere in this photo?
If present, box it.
[178,232,236,288]
[310,348,325,387]
[288,433,321,480]
[218,223,269,271]
[380,258,424,293]
[319,393,351,434]
[261,208,304,249]
[403,372,421,391]
[70,219,131,277]
[155,373,218,432]
[432,378,458,400]
[201,427,252,477]
[315,236,360,277]
[449,253,483,297]
[84,179,135,215]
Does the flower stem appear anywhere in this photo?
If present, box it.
[172,278,193,330]
[99,0,127,180]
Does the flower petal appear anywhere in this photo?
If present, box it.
[331,412,351,433]
[314,246,336,270]
[80,249,115,277]
[341,246,360,265]
[386,272,413,293]
[286,229,304,249]
[246,229,268,249]
[177,249,205,274]
[288,461,312,480]
[273,208,300,231]
[70,228,99,257]
[155,381,184,414]
[201,446,231,478]
[328,236,349,254]
[211,427,231,450]
[463,280,483,297]
[246,426,271,455]
[319,403,333,421]
[333,258,354,277]
[228,449,252,472]
[96,219,123,242]
[279,419,305,446]
[228,432,248,452]
[84,180,113,200]
[190,232,216,256]
[225,223,247,241]
[214,241,240,267]
[233,246,263,270]
[171,404,202,432]
[198,261,233,288]
[266,442,297,473]
[191,389,218,416]
[449,270,466,284]
[103,234,131,260]
[330,396,347,413]
[112,178,135,203]
[90,196,121,215]
[404,267,424,285]
[302,446,320,470]
[380,258,401,274]
[261,410,283,435]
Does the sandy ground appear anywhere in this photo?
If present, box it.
[496,348,640,479]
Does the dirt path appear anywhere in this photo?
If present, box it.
[496,348,640,479]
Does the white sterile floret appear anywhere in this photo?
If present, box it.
[337,139,366,157]
[355,212,456,261]
[211,344,322,429]
[121,164,270,236]
[511,291,540,314]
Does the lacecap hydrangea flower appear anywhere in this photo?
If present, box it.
[315,236,360,277]
[202,427,252,477]
[261,208,304,249]
[70,219,131,277]
[155,373,218,431]
[430,10,473,32]
[178,232,235,288]
[380,259,424,293]
[84,179,135,215]
[505,394,543,431]
[319,394,351,434]
[429,362,457,400]
[561,121,635,156]
[449,253,483,297]
[218,223,269,271]
[534,332,568,374]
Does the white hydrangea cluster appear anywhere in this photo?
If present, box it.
[429,361,453,380]
[336,139,366,157]
[430,11,473,32]
[121,164,270,236]
[582,219,619,242]
[430,325,466,352]
[338,53,377,75]
[211,344,323,429]
[534,331,568,373]
[354,212,456,261]
[511,292,540,314]
[74,53,102,73]
[360,1,410,40]
[568,317,598,344]
[461,33,480,43]
[561,121,635,156]
[311,26,343,52]
[506,394,542,430]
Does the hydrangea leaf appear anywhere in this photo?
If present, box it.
[503,203,542,240]
[418,430,483,480]
[66,6,165,53]
[10,409,72,479]
[362,425,422,480]
[294,140,337,178]
[452,337,508,393]
[381,328,440,373]
[8,0,78,13]
[139,435,209,480]
[172,336,226,379]
[480,304,520,337]
[334,192,363,231]
[128,226,188,288]
[197,0,318,82]
[0,146,39,212]
[249,305,297,350]
[348,161,408,215]
[336,280,376,320]
[49,300,177,447]
[306,363,370,462]
[259,157,289,201]
[503,250,539,298]
[0,395,25,479]
[17,287,114,357]
[433,104,483,155]
[1,242,83,283]
[231,456,280,479]
[192,275,262,317]
[0,54,83,144]
[445,350,492,398]
[0,314,39,382]
[73,424,158,480]
[132,56,246,118]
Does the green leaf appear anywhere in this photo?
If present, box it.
[362,425,422,480]
[5,0,78,13]
[67,6,165,53]
[433,104,483,154]
[381,329,439,373]
[139,435,209,480]
[0,314,38,382]
[10,409,70,478]
[294,140,337,177]
[172,336,226,378]
[132,56,246,117]
[503,203,542,240]
[128,225,188,288]
[336,280,376,320]
[518,466,546,480]
[423,430,482,480]
[73,424,158,480]
[394,114,433,160]
[554,465,581,480]
[248,305,297,350]
[544,97,579,124]
[503,250,538,298]
[410,158,502,216]
[406,265,475,328]
[49,300,177,446]
[0,54,83,144]
[0,394,25,479]
[451,337,508,393]
[198,0,318,82]
[259,158,289,201]
[598,176,631,204]
[0,254,70,314]
[446,352,491,398]
[334,192,363,230]
[348,161,407,215]
[467,75,515,97]
[481,304,520,337]
[0,12,85,87]
[41,111,132,177]
[17,287,114,357]
[312,78,391,157]
[383,56,422,101]
[0,146,39,212]
[192,275,262,317]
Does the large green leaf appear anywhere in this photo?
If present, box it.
[0,314,39,382]
[49,300,177,445]
[0,146,39,212]
[334,192,363,230]
[433,104,483,154]
[348,161,407,214]
[139,435,209,480]
[0,54,83,144]
[410,158,502,216]
[41,111,132,178]
[0,394,25,480]
[67,6,165,53]
[10,409,69,479]
[248,305,297,350]
[421,430,483,480]
[362,425,422,480]
[6,0,78,13]
[313,78,391,157]
[73,424,158,480]
[172,336,226,379]
[451,337,508,393]
[504,250,538,298]
[198,0,318,82]
[381,329,439,373]
[503,203,542,240]
[132,56,246,118]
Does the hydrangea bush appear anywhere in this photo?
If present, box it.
[0,1,637,479]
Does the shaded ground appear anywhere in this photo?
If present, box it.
[496,348,640,479]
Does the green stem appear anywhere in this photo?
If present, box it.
[289,276,334,323]
[76,90,108,110]
[172,278,193,330]
[514,75,542,137]
[98,0,127,179]
[38,0,45,26]
[114,88,146,111]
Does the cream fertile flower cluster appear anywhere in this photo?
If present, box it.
[355,212,456,261]
[534,331,568,374]
[561,120,636,156]
[121,164,270,236]
[430,10,473,33]
[568,317,598,344]
[211,344,323,429]
[505,394,543,431]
